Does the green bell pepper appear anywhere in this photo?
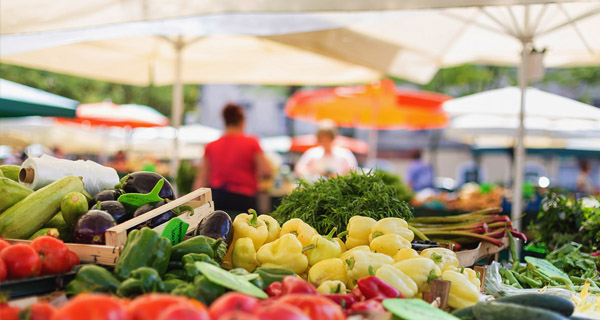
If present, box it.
[114,228,172,280]
[164,269,185,280]
[171,275,226,305]
[171,236,227,262]
[254,267,296,287]
[116,267,166,298]
[182,253,219,266]
[164,279,188,292]
[230,268,265,289]
[65,265,121,295]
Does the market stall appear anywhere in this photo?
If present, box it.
[1,158,598,320]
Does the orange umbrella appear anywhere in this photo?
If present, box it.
[291,135,369,154]
[57,102,169,128]
[285,79,450,130]
[285,79,451,164]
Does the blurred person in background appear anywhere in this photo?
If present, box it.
[406,150,434,191]
[295,120,358,181]
[194,103,271,217]
[576,159,595,195]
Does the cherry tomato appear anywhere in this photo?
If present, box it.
[22,302,56,320]
[64,250,80,272]
[209,292,259,320]
[0,304,21,320]
[51,294,128,320]
[30,236,69,275]
[157,304,209,320]
[0,244,41,279]
[0,258,7,282]
[0,239,10,253]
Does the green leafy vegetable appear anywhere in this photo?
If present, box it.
[273,170,413,235]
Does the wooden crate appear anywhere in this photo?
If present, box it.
[456,236,509,267]
[7,188,214,266]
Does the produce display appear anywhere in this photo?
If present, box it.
[412,183,505,213]
[1,168,599,320]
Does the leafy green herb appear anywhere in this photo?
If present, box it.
[546,242,599,279]
[273,170,413,235]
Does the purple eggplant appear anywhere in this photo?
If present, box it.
[91,190,122,208]
[98,200,130,223]
[73,210,116,244]
[133,201,175,229]
[119,172,175,200]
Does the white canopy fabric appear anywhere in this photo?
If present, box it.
[444,86,600,147]
[1,0,579,35]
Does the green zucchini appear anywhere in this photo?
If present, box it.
[29,228,60,240]
[496,293,574,317]
[0,165,20,182]
[0,176,84,239]
[43,212,72,241]
[451,306,475,320]
[0,177,33,212]
[473,301,568,320]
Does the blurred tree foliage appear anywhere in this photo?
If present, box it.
[0,63,199,118]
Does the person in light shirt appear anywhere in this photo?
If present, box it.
[295,121,358,181]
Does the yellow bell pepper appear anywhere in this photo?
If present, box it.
[308,258,347,287]
[334,238,347,253]
[340,245,370,262]
[369,217,414,242]
[232,237,258,272]
[457,267,481,288]
[345,216,376,249]
[305,228,342,266]
[369,233,411,257]
[223,209,268,266]
[443,270,480,309]
[375,265,418,298]
[258,214,280,244]
[393,258,441,292]
[316,280,347,294]
[420,248,459,271]
[344,250,394,284]
[280,218,317,247]
[256,234,308,274]
[393,248,420,262]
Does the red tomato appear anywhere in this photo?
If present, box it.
[30,236,69,275]
[209,292,259,320]
[0,304,21,320]
[0,244,41,279]
[218,311,259,320]
[128,293,194,320]
[22,302,56,320]
[0,239,10,252]
[64,250,80,272]
[0,258,7,282]
[51,294,128,320]
[157,304,210,320]
[255,302,311,320]
[277,294,345,320]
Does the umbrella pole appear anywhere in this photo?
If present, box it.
[366,129,378,168]
[170,37,184,190]
[511,42,530,257]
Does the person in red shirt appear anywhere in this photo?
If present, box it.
[194,103,271,217]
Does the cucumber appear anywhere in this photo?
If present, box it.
[43,212,72,241]
[0,165,20,182]
[29,228,60,240]
[496,293,575,317]
[0,177,33,212]
[473,301,568,320]
[0,176,84,239]
[451,306,475,320]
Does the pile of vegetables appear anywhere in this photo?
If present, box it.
[0,170,183,245]
[0,236,79,282]
[408,207,525,249]
[530,191,600,252]
[273,171,413,235]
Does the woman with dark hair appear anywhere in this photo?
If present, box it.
[193,103,271,217]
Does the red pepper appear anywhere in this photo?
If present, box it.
[266,282,283,298]
[281,276,317,295]
[276,294,345,320]
[348,299,386,313]
[351,286,364,301]
[321,294,357,309]
[509,229,527,242]
[357,276,401,300]
[590,251,600,257]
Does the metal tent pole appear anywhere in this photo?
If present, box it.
[511,41,531,256]
[170,36,184,186]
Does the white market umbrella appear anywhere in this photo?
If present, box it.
[444,87,600,148]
